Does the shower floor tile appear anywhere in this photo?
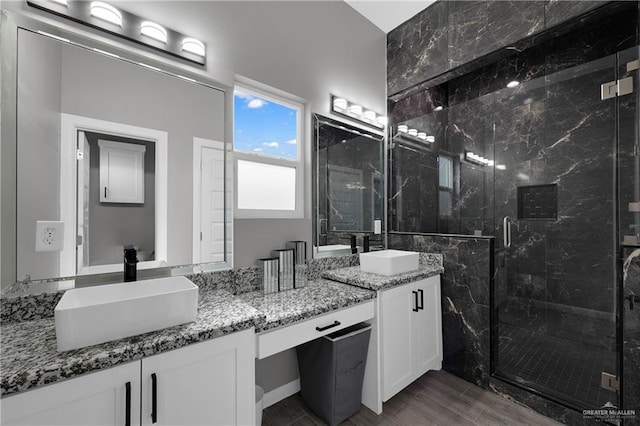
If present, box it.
[497,323,618,409]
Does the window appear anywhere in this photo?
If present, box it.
[233,82,303,218]
[438,155,453,217]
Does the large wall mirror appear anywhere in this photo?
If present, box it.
[312,114,385,258]
[2,21,232,289]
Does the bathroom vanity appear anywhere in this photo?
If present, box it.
[322,252,444,413]
[0,253,443,424]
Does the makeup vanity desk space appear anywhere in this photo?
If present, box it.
[238,279,377,359]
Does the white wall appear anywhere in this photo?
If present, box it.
[16,31,62,280]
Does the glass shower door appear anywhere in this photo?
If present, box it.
[493,51,622,410]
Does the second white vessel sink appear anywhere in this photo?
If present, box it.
[360,249,420,276]
[55,276,198,351]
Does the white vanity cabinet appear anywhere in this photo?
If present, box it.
[1,361,140,426]
[1,329,255,426]
[141,328,255,426]
[380,275,442,401]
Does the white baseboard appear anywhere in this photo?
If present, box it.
[262,379,301,409]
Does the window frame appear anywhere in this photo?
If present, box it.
[233,82,304,219]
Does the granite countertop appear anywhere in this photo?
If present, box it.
[237,279,376,333]
[0,288,265,397]
[322,262,444,291]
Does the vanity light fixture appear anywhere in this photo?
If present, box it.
[333,97,348,110]
[330,95,386,129]
[507,80,520,88]
[363,110,377,121]
[465,151,494,166]
[348,104,363,115]
[90,2,122,27]
[395,124,435,144]
[27,0,206,65]
[141,21,168,44]
[182,38,206,57]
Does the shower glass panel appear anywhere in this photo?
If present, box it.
[389,46,640,413]
[494,51,621,410]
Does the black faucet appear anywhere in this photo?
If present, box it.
[123,245,138,282]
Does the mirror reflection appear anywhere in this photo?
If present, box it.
[15,29,229,282]
[312,114,384,257]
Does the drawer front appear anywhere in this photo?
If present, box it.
[256,300,375,359]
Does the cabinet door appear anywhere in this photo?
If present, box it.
[141,329,255,426]
[412,275,443,377]
[99,139,146,203]
[1,362,141,426]
[381,283,416,401]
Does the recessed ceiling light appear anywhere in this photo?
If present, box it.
[90,2,123,27]
[507,80,520,88]
[434,106,443,111]
[182,37,205,56]
[141,21,168,44]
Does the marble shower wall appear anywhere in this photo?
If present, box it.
[388,233,493,388]
[388,0,610,96]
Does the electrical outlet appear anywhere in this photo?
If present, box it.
[35,221,64,252]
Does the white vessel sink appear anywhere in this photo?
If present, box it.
[360,249,420,276]
[55,276,198,351]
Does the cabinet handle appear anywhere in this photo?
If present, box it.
[125,381,131,426]
[104,187,108,199]
[412,291,419,312]
[151,373,158,424]
[316,321,341,332]
[418,289,424,310]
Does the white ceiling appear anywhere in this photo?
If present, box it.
[344,0,436,33]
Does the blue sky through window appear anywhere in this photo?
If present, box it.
[234,89,298,160]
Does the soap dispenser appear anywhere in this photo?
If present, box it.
[123,245,138,282]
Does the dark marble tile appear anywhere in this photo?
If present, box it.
[544,1,610,29]
[488,378,601,425]
[447,1,545,70]
[387,1,448,96]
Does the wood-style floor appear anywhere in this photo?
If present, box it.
[262,370,562,426]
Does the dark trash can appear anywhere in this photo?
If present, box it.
[296,322,372,426]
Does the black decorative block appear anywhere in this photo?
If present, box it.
[517,184,557,220]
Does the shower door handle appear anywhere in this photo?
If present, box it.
[503,216,512,248]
